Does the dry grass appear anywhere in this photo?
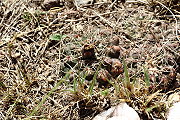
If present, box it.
[0,0,179,119]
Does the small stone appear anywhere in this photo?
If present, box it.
[168,93,180,104]
[81,44,96,60]
[93,103,140,120]
[110,35,120,45]
[107,46,121,58]
[75,0,94,5]
[110,59,123,77]
[103,58,123,77]
[97,69,111,87]
[167,102,180,120]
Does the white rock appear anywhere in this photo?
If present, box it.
[75,0,94,5]
[93,103,140,120]
[107,116,130,120]
[167,102,180,120]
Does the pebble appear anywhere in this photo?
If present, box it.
[93,103,140,120]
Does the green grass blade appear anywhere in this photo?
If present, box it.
[89,71,97,95]
[143,66,150,86]
[123,58,130,88]
[73,77,77,93]
[89,63,101,95]
[49,34,66,41]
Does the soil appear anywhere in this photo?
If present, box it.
[0,0,179,119]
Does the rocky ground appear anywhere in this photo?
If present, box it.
[0,0,179,119]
